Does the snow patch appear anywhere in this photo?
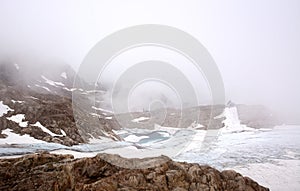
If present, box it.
[0,129,45,144]
[60,72,67,79]
[32,122,64,137]
[0,101,13,117]
[11,100,24,104]
[92,106,113,113]
[60,129,67,136]
[35,84,51,92]
[41,75,65,87]
[63,87,76,91]
[131,117,150,123]
[14,63,19,70]
[29,96,38,100]
[90,113,101,117]
[86,90,105,93]
[7,114,28,127]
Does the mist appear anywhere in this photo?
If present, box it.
[0,0,299,123]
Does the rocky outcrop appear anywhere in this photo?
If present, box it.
[115,105,225,130]
[0,152,269,191]
[0,62,121,146]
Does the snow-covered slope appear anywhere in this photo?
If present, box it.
[0,61,121,145]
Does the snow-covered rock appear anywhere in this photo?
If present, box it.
[0,129,45,144]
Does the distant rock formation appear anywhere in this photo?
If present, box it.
[0,61,121,146]
[0,152,269,191]
[0,60,280,146]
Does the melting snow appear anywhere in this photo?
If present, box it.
[63,87,76,91]
[91,106,113,113]
[60,129,66,136]
[35,84,51,92]
[7,114,28,127]
[41,75,64,87]
[90,113,101,117]
[0,101,13,117]
[105,116,112,119]
[32,122,64,137]
[131,117,150,123]
[30,96,38,100]
[11,100,24,104]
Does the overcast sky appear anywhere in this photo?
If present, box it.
[0,0,299,120]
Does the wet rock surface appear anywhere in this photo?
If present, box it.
[0,153,269,191]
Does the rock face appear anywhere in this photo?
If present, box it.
[0,152,269,191]
[0,61,121,146]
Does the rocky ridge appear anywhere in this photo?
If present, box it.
[0,152,269,191]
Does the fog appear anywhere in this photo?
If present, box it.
[0,0,300,122]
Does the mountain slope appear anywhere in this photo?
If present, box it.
[0,61,121,146]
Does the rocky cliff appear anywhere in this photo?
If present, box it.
[0,61,121,146]
[0,152,269,191]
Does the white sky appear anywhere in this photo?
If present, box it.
[0,0,299,120]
